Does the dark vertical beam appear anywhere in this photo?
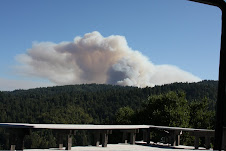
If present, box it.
[205,136,211,149]
[176,132,181,146]
[9,128,30,151]
[10,145,15,151]
[101,132,108,147]
[194,135,199,149]
[122,132,128,144]
[101,130,112,147]
[146,129,150,144]
[142,129,150,144]
[9,133,16,151]
[121,129,138,145]
[169,130,181,146]
[222,127,226,150]
[57,132,64,149]
[143,130,147,142]
[93,131,100,146]
[66,134,72,150]
[130,132,136,145]
[129,129,139,145]
[65,130,75,150]
[170,131,176,146]
[188,0,226,150]
[214,4,226,150]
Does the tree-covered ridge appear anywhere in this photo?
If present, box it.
[0,80,218,149]
[0,84,144,124]
[0,81,217,123]
[148,80,218,101]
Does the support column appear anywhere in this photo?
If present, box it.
[10,145,15,151]
[213,3,226,150]
[222,127,226,150]
[170,131,176,146]
[194,135,199,149]
[101,132,108,147]
[66,134,72,150]
[142,129,150,144]
[121,129,139,145]
[129,129,139,145]
[9,128,30,151]
[65,130,76,150]
[190,131,214,150]
[169,130,181,146]
[93,131,100,146]
[122,132,128,144]
[9,133,16,151]
[205,136,211,149]
[101,130,112,147]
[130,132,136,145]
[57,131,64,149]
[176,133,181,146]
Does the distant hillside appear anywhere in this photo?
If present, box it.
[150,80,218,102]
[0,80,218,124]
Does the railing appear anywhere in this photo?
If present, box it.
[0,123,215,150]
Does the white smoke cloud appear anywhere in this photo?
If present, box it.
[15,31,201,87]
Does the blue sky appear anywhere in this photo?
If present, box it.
[0,0,222,90]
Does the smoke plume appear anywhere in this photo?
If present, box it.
[16,31,201,87]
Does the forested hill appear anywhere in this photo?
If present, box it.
[148,80,218,101]
[0,80,217,124]
[0,80,218,149]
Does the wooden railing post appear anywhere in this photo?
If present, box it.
[142,129,150,144]
[100,130,112,147]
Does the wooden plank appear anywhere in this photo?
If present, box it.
[0,123,150,130]
[0,123,214,133]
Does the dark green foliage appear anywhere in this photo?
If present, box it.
[189,97,215,129]
[115,106,135,124]
[24,130,56,149]
[133,91,190,143]
[137,91,190,127]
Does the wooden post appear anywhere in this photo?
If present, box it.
[142,129,150,144]
[194,135,199,149]
[9,128,30,151]
[101,130,111,147]
[122,132,128,144]
[121,129,138,145]
[9,133,16,151]
[66,134,72,150]
[222,127,226,150]
[190,131,215,149]
[176,133,180,146]
[57,131,64,149]
[101,132,108,147]
[130,129,139,145]
[130,132,136,145]
[93,131,100,146]
[10,145,15,151]
[170,132,176,146]
[65,130,75,150]
[205,136,211,149]
[170,130,181,146]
